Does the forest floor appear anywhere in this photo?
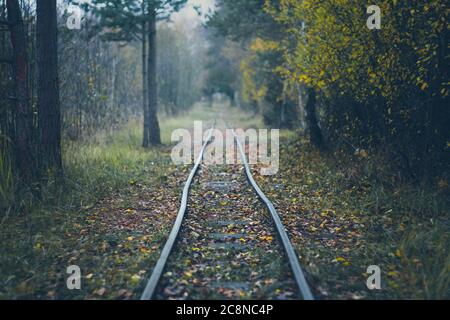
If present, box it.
[0,102,448,299]
[253,140,449,299]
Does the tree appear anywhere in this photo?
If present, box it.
[6,0,34,182]
[203,34,241,107]
[146,6,160,145]
[36,0,62,175]
[207,0,300,129]
[84,0,188,147]
[157,23,204,115]
[267,0,449,177]
[207,0,282,42]
[304,87,324,150]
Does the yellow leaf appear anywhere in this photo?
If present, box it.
[388,271,399,277]
[130,274,141,285]
[140,247,150,254]
[261,236,273,242]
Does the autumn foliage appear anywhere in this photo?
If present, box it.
[214,0,449,180]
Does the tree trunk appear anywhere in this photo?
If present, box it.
[296,83,306,130]
[146,8,161,146]
[110,44,117,115]
[305,87,325,150]
[235,91,241,109]
[36,0,62,176]
[6,0,35,182]
[280,93,286,127]
[142,20,150,147]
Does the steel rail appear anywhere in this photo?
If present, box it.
[232,129,315,300]
[140,125,215,300]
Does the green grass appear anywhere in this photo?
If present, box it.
[0,102,265,299]
[0,122,172,299]
[255,136,449,299]
[159,101,265,143]
[0,103,210,299]
[160,102,218,144]
[2,101,446,299]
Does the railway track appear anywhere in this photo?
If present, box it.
[140,122,314,300]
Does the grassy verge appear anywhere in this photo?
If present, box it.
[254,136,449,299]
[0,102,223,299]
[0,126,172,299]
[3,101,445,300]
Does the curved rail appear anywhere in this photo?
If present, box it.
[140,126,214,300]
[232,129,314,300]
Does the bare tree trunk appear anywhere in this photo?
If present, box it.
[36,0,62,176]
[280,93,286,127]
[235,91,241,109]
[296,83,306,130]
[6,0,35,182]
[142,19,149,147]
[146,8,161,146]
[305,87,325,150]
[110,44,117,113]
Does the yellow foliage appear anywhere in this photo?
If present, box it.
[265,0,449,102]
[250,38,279,53]
[240,54,268,104]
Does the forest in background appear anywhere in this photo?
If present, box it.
[0,0,448,300]
[1,0,209,211]
[1,0,449,210]
[207,0,449,181]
